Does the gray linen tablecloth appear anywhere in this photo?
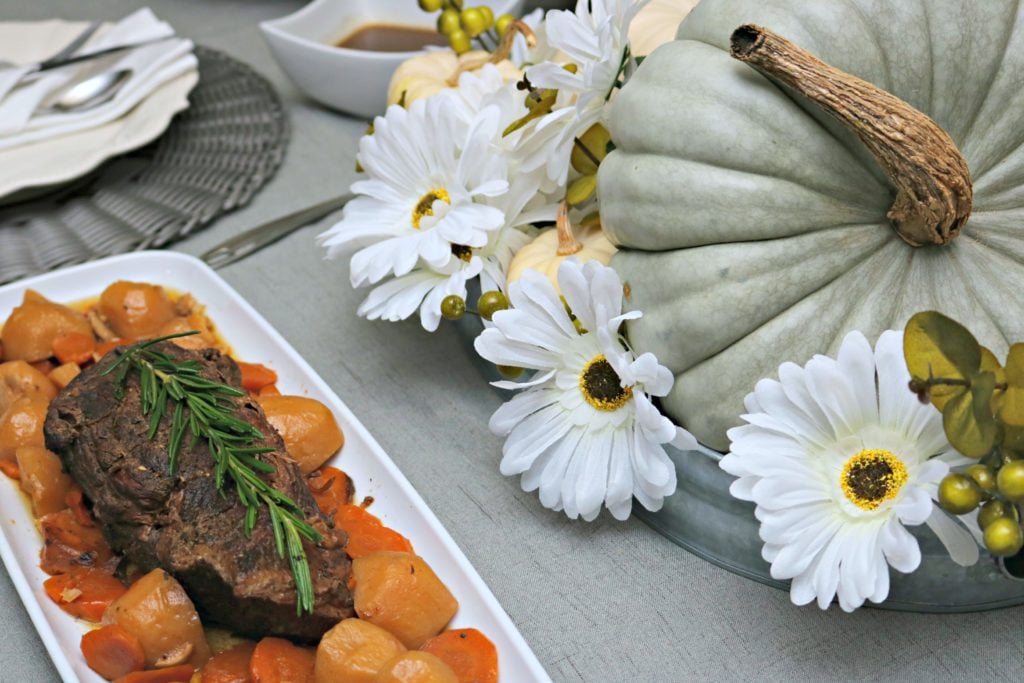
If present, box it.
[1,1,1022,681]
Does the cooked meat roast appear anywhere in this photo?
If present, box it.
[44,343,354,642]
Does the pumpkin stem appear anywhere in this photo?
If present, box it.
[729,24,972,247]
[445,21,537,87]
[556,201,583,256]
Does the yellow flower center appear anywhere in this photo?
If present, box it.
[840,449,908,511]
[412,188,450,229]
[579,354,632,411]
[450,243,473,262]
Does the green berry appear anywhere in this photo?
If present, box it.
[479,6,495,29]
[437,8,461,35]
[418,0,444,11]
[497,365,524,379]
[495,13,515,36]
[460,8,487,37]
[966,464,998,496]
[997,460,1024,502]
[978,499,1012,530]
[937,473,983,515]
[440,295,466,320]
[445,0,464,8]
[477,291,509,321]
[983,517,1024,557]
[448,28,472,54]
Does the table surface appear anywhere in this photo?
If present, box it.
[2,1,1023,681]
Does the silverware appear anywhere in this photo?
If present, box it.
[32,35,176,74]
[0,21,101,71]
[200,194,352,269]
[39,67,132,113]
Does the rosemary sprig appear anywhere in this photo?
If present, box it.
[103,332,320,615]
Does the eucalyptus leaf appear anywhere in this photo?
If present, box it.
[567,174,598,206]
[943,370,998,458]
[571,123,611,175]
[1004,343,1024,387]
[905,311,982,410]
[998,386,1024,427]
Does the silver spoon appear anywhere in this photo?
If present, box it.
[41,68,132,113]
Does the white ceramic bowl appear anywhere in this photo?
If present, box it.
[261,0,525,119]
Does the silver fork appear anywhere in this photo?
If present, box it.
[0,21,101,70]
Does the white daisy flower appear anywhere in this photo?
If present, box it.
[720,330,980,612]
[319,96,510,286]
[474,259,698,521]
[521,0,647,183]
[335,77,558,331]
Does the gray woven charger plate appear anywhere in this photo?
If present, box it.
[0,46,289,285]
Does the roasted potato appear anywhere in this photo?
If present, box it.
[352,552,458,649]
[257,395,344,474]
[1,290,91,362]
[15,446,73,517]
[314,618,406,683]
[103,569,211,669]
[0,395,49,461]
[375,652,459,683]
[98,281,176,339]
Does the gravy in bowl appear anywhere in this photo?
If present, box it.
[336,23,448,52]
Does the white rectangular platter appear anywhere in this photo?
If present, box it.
[0,251,550,683]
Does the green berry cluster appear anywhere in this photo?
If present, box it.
[904,311,1024,560]
[938,462,1024,557]
[419,0,515,55]
[440,290,509,321]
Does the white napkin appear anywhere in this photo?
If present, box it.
[0,8,196,150]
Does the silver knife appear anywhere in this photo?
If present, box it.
[200,194,352,269]
[33,35,176,73]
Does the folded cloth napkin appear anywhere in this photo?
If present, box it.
[0,7,196,150]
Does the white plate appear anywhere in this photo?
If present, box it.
[0,20,197,201]
[0,251,550,683]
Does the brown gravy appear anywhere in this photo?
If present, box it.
[336,23,448,52]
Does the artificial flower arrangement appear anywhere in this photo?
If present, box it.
[319,0,1024,613]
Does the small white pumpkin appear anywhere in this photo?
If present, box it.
[628,0,699,57]
[387,49,521,107]
[507,202,617,290]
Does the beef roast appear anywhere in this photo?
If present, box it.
[44,343,354,641]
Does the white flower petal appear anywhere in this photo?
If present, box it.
[925,507,980,567]
[489,387,560,436]
[880,519,922,574]
[500,404,574,475]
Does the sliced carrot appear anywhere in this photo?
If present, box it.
[200,641,256,683]
[52,331,96,366]
[44,568,127,621]
[0,459,20,480]
[257,383,280,397]
[333,504,413,559]
[81,624,146,679]
[113,664,195,683]
[420,629,499,683]
[249,637,314,683]
[39,508,118,575]
[94,338,132,360]
[66,485,96,527]
[237,362,277,392]
[308,466,352,517]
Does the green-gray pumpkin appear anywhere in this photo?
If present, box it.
[598,0,1024,451]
